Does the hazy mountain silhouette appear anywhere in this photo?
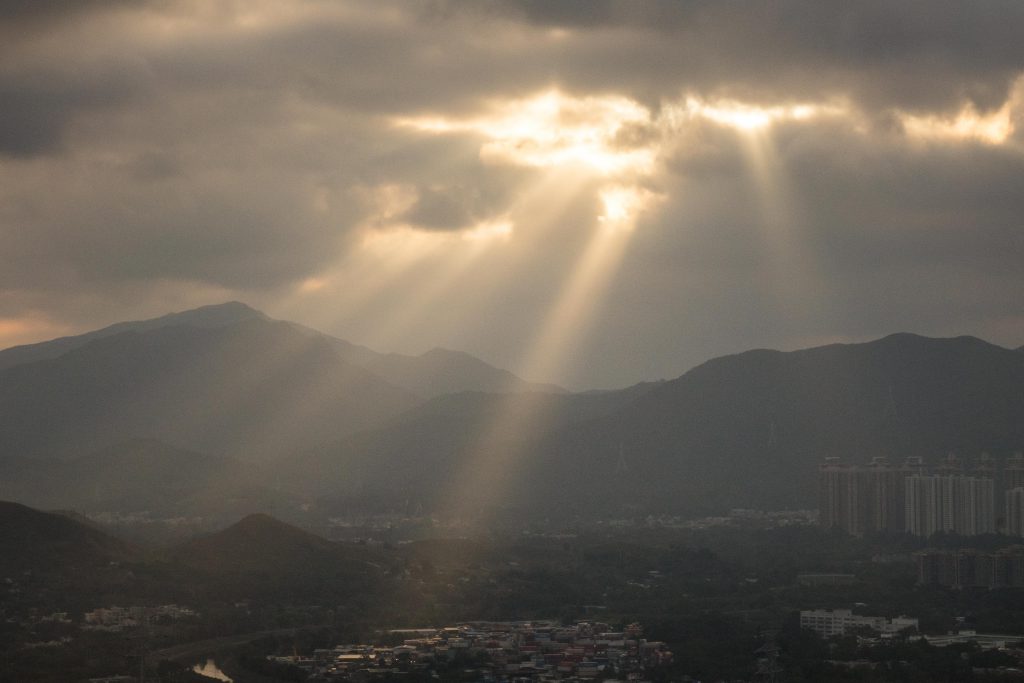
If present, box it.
[281,382,664,504]
[0,299,561,396]
[0,317,418,461]
[0,438,295,521]
[287,333,1024,517]
[0,301,264,373]
[528,332,1024,514]
[287,323,564,396]
[3,303,1022,521]
[0,501,136,574]
[357,347,564,397]
[167,513,374,576]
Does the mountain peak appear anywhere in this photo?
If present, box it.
[214,512,325,544]
[875,331,980,344]
[0,301,267,371]
[162,301,260,321]
[140,301,266,328]
[171,513,346,574]
[232,512,291,533]
[867,332,1004,354]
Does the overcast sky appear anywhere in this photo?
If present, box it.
[1,0,1022,389]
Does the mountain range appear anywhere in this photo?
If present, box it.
[1,303,1022,524]
[282,332,1024,518]
[0,302,555,463]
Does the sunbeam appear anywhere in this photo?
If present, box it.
[439,199,647,524]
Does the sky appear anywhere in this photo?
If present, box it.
[1,0,1023,390]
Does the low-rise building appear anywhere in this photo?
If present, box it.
[800,609,918,638]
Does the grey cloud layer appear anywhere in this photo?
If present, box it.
[1,0,1022,386]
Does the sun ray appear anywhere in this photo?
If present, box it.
[732,123,829,321]
[387,89,677,524]
[438,198,645,525]
[345,224,509,350]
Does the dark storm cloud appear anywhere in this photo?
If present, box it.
[0,85,68,156]
[0,0,131,27]
[0,68,144,157]
[437,0,1024,114]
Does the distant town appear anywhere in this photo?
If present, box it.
[274,620,672,682]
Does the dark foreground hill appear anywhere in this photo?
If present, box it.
[0,501,136,574]
[167,513,380,578]
[285,333,1024,518]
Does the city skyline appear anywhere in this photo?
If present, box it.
[818,454,1024,538]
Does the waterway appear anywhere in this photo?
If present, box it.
[193,658,233,682]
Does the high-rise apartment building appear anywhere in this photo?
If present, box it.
[818,457,855,533]
[818,456,920,536]
[1006,453,1024,491]
[904,474,994,536]
[904,473,942,537]
[820,456,995,538]
[918,547,1024,588]
[1007,487,1024,537]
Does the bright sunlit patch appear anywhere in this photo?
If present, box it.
[395,90,655,175]
[298,276,328,293]
[677,97,843,132]
[899,101,1014,145]
[598,185,657,232]
[360,224,450,260]
[461,219,513,242]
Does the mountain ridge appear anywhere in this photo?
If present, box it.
[284,332,1024,519]
[0,301,562,397]
[0,301,264,372]
[0,317,419,461]
[286,323,564,396]
[3,303,1021,524]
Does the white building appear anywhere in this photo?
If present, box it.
[800,609,918,638]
